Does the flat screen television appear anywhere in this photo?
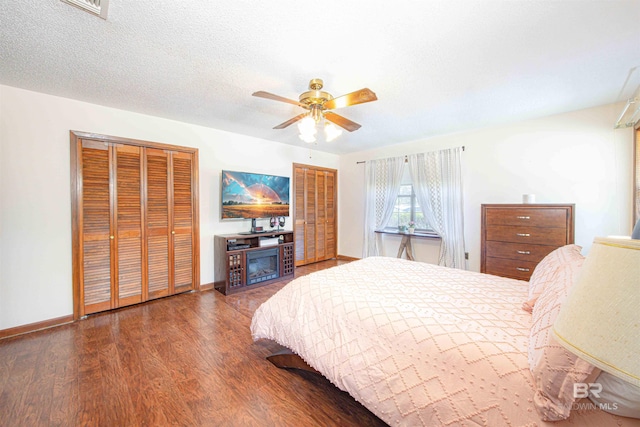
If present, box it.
[221,170,290,219]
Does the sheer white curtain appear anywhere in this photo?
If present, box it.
[408,147,466,268]
[363,156,405,257]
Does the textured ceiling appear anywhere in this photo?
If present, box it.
[1,1,639,154]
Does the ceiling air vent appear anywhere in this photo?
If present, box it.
[61,0,109,20]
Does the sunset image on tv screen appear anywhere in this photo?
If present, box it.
[221,171,290,219]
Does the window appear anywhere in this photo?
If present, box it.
[385,170,435,233]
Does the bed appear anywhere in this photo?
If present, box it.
[250,255,639,426]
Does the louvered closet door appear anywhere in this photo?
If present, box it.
[304,168,317,263]
[72,131,200,319]
[294,164,338,266]
[172,152,194,293]
[325,171,336,259]
[80,140,113,315]
[146,148,171,299]
[294,167,306,265]
[115,145,144,306]
[316,171,327,260]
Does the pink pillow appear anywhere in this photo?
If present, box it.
[529,253,597,421]
[527,244,583,301]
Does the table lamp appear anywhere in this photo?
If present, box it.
[553,237,639,387]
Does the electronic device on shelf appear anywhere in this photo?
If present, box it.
[259,237,280,247]
[269,216,286,232]
[227,243,250,250]
[250,219,264,233]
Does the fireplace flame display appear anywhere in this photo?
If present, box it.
[246,248,279,285]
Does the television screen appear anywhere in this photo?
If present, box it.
[221,170,290,219]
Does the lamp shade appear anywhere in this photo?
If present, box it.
[553,237,640,386]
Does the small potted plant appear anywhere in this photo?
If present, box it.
[398,224,407,233]
[407,221,416,234]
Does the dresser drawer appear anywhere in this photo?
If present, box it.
[485,208,568,228]
[485,257,537,280]
[484,241,558,263]
[486,225,568,246]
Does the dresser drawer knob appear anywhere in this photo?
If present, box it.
[517,250,531,255]
[516,267,530,272]
[516,233,531,237]
[516,216,531,220]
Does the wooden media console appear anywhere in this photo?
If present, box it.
[214,231,295,295]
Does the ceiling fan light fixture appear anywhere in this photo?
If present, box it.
[253,77,378,143]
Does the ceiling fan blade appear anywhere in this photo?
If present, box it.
[253,91,307,108]
[324,112,361,132]
[273,113,307,129]
[323,88,377,110]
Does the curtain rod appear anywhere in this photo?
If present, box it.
[355,146,465,164]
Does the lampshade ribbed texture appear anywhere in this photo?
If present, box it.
[553,237,640,386]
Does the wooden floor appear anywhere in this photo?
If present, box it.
[0,260,387,427]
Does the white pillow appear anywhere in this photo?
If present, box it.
[588,371,640,419]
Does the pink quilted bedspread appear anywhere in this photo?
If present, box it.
[251,257,638,426]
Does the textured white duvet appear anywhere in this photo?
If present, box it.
[251,257,637,426]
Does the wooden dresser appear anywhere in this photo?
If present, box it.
[481,204,574,280]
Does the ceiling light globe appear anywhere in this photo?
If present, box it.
[298,133,316,143]
[297,116,317,134]
[325,122,342,142]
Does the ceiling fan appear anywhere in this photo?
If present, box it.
[252,78,378,135]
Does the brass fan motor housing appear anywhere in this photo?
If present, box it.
[299,78,333,107]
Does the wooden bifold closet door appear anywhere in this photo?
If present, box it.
[71,131,199,318]
[293,164,337,266]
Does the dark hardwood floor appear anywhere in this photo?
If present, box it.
[0,260,387,426]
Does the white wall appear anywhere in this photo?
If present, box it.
[339,103,634,271]
[0,85,338,330]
